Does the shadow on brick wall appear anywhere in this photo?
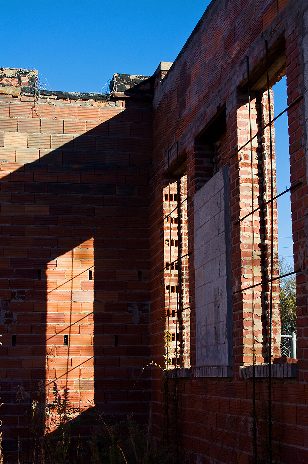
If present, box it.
[0,100,152,462]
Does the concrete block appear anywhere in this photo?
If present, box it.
[195,169,224,205]
[194,167,231,368]
[304,9,308,35]
[205,232,226,263]
[194,206,203,230]
[203,255,226,282]
[194,247,203,270]
[195,284,206,308]
[203,282,214,306]
[202,343,228,367]
[303,34,308,67]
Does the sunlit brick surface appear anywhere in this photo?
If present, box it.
[0,86,152,461]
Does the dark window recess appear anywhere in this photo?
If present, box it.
[194,106,226,189]
[165,194,179,202]
[37,269,42,280]
[166,285,178,293]
[64,335,69,346]
[12,335,16,346]
[163,171,190,370]
[89,270,93,280]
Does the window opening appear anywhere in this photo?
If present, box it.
[194,106,226,190]
[273,77,296,358]
[255,79,281,363]
[163,171,190,369]
[254,71,296,361]
[193,105,232,371]
[237,51,300,364]
[238,49,294,462]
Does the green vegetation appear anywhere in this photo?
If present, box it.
[27,382,174,464]
[279,259,296,334]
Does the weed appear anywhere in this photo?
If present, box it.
[22,379,175,464]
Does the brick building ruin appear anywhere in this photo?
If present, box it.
[0,0,308,462]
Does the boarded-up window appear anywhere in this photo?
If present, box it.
[194,167,232,369]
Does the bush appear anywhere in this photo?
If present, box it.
[279,259,296,334]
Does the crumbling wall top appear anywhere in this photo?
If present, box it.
[0,67,38,96]
[109,73,150,93]
[0,68,153,102]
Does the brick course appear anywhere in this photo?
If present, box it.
[150,0,308,462]
[0,76,152,461]
[1,0,308,462]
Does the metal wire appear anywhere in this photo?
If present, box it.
[246,55,258,464]
[167,182,172,369]
[163,196,188,221]
[153,38,305,464]
[163,171,190,376]
[235,95,303,156]
[149,90,306,193]
[234,48,302,462]
[160,253,191,274]
[236,182,302,223]
[265,40,274,464]
[234,269,300,294]
[177,177,185,367]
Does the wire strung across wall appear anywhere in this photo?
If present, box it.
[150,90,304,191]
[163,177,190,370]
[246,54,258,463]
[158,38,305,462]
[236,41,303,463]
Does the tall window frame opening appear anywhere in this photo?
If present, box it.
[238,47,298,366]
[271,76,297,359]
[194,106,227,191]
[193,107,233,374]
[163,167,190,369]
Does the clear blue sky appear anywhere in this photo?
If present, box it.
[274,78,294,269]
[1,0,209,92]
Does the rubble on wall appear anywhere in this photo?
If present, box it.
[0,67,38,96]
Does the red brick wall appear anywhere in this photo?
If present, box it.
[0,83,152,460]
[1,0,308,462]
[150,0,308,462]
